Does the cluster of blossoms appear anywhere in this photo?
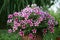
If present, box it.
[7,4,57,40]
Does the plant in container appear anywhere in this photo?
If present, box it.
[7,4,58,40]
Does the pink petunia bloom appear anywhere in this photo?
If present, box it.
[30,22,33,27]
[38,17,43,22]
[50,28,54,33]
[48,20,53,25]
[21,12,29,19]
[48,26,54,30]
[13,26,18,32]
[18,12,22,16]
[33,7,40,15]
[13,12,19,16]
[15,18,18,21]
[22,24,26,29]
[32,29,37,33]
[34,21,39,26]
[14,21,20,27]
[7,19,12,23]
[19,31,24,36]
[27,19,33,27]
[8,29,12,33]
[43,29,47,34]
[8,14,13,18]
[24,14,29,19]
[33,8,39,13]
[29,33,34,39]
[20,20,26,25]
[23,7,32,13]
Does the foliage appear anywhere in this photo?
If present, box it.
[0,30,22,40]
[43,31,56,40]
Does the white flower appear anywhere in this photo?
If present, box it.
[31,4,37,7]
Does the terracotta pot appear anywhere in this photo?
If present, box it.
[56,37,60,40]
[22,35,42,40]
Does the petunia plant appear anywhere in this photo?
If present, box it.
[7,4,58,40]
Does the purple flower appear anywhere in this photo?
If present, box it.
[38,17,43,22]
[13,12,19,16]
[48,20,54,25]
[32,29,37,33]
[43,29,47,34]
[14,21,20,27]
[29,33,34,39]
[33,7,40,14]
[15,18,18,21]
[13,26,18,32]
[7,19,12,23]
[19,31,24,36]
[50,28,54,33]
[8,29,12,33]
[34,21,39,26]
[30,22,33,27]
[22,7,32,13]
[22,24,26,29]
[8,14,13,18]
[27,19,33,27]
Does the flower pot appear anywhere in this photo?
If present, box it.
[22,35,42,40]
[56,37,60,40]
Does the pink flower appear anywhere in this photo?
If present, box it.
[14,21,20,27]
[8,14,13,18]
[47,14,51,18]
[50,29,54,33]
[8,29,12,33]
[30,22,33,27]
[18,12,22,16]
[29,33,34,39]
[48,20,53,25]
[20,20,26,24]
[27,19,33,27]
[7,19,12,23]
[34,21,39,26]
[22,24,26,29]
[13,12,19,16]
[33,7,40,14]
[19,31,24,36]
[43,29,47,34]
[13,27,18,32]
[27,19,32,23]
[21,12,29,19]
[33,8,38,13]
[48,26,54,30]
[32,29,36,33]
[15,18,18,21]
[23,7,32,13]
[24,14,29,19]
[38,17,43,22]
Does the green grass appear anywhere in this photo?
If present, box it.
[0,30,22,40]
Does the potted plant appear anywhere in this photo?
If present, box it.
[7,4,57,40]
